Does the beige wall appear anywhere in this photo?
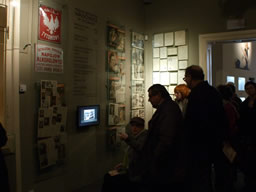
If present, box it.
[14,0,256,191]
[18,0,144,191]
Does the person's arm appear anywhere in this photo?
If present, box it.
[0,123,8,148]
[120,132,147,152]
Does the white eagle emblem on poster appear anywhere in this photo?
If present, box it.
[39,5,61,43]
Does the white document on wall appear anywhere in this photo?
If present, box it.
[170,72,178,84]
[153,58,160,71]
[153,72,160,84]
[165,32,174,46]
[160,59,168,71]
[167,56,178,71]
[179,60,188,69]
[175,30,186,46]
[116,87,125,103]
[178,70,186,84]
[169,85,176,94]
[153,48,160,58]
[38,138,58,169]
[167,47,178,56]
[160,72,169,85]
[178,45,188,60]
[154,33,164,47]
[160,47,167,58]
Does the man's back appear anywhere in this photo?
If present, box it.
[185,81,226,192]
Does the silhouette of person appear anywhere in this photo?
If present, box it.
[0,123,10,192]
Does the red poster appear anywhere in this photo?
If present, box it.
[39,5,61,43]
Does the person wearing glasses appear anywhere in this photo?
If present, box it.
[140,84,185,192]
[183,65,228,192]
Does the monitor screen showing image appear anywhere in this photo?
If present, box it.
[77,105,100,128]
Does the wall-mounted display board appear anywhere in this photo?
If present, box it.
[37,80,67,170]
[131,32,145,119]
[153,30,188,98]
[106,23,126,147]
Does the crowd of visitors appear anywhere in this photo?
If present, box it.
[102,65,255,192]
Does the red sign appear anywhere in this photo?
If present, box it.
[39,5,61,43]
[35,44,63,73]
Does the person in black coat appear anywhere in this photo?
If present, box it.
[183,65,228,192]
[0,123,9,192]
[238,81,256,192]
[140,84,184,192]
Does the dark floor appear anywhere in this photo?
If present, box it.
[75,169,247,192]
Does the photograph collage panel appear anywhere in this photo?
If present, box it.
[130,32,145,119]
[107,23,126,131]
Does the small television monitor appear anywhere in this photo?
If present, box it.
[77,105,100,128]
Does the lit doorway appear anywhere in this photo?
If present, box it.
[199,29,256,92]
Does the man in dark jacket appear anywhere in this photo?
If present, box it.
[183,65,227,192]
[141,84,184,191]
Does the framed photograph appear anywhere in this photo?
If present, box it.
[234,42,250,70]
[108,50,120,73]
[132,32,144,49]
[167,47,178,56]
[178,60,188,69]
[153,58,160,71]
[132,48,144,65]
[108,103,125,125]
[153,72,160,84]
[169,85,176,94]
[178,45,188,60]
[167,56,178,71]
[175,30,186,46]
[153,48,160,58]
[107,24,125,51]
[154,33,164,47]
[160,59,168,71]
[169,72,178,84]
[164,32,174,46]
[178,70,186,84]
[160,47,167,59]
[160,72,169,85]
[132,64,144,80]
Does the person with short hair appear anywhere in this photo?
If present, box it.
[140,84,184,192]
[183,65,227,192]
[101,117,147,192]
[226,82,242,111]
[238,81,256,192]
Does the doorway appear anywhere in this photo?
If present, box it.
[199,29,256,98]
[199,29,256,80]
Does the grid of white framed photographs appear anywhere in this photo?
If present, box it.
[153,30,188,98]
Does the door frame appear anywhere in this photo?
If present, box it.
[199,29,256,81]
